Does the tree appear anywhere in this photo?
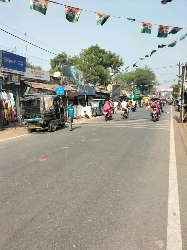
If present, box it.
[49,52,68,74]
[72,45,124,85]
[26,62,43,71]
[115,66,158,94]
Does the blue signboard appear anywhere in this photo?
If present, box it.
[135,89,141,94]
[74,86,95,96]
[56,86,64,95]
[0,50,26,75]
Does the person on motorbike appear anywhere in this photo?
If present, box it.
[151,100,160,116]
[103,100,112,116]
[121,99,129,115]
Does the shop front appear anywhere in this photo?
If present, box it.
[0,51,26,125]
[70,86,96,118]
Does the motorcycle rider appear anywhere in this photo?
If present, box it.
[121,99,129,115]
[103,99,112,117]
[151,99,160,117]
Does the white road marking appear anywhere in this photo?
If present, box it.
[167,106,182,249]
[0,134,29,142]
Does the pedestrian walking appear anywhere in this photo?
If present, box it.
[0,94,4,131]
[66,102,74,131]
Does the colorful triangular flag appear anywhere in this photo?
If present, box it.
[168,39,178,47]
[96,13,110,26]
[140,22,152,34]
[157,25,170,38]
[139,58,145,60]
[158,44,166,48]
[150,50,157,56]
[145,55,149,57]
[122,17,135,22]
[64,6,82,23]
[133,63,138,67]
[125,66,129,70]
[161,0,172,4]
[169,27,182,34]
[180,33,187,41]
[30,0,49,15]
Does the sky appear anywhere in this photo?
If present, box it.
[0,0,187,88]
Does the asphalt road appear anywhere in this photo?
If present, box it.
[1,105,187,250]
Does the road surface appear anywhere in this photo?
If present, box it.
[1,105,187,250]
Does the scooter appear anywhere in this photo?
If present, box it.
[103,111,112,121]
[151,107,159,122]
[132,105,136,112]
[122,109,128,119]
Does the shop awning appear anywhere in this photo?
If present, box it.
[24,81,75,91]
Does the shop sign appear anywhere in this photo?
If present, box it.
[8,74,21,85]
[56,86,64,95]
[24,68,50,82]
[0,50,26,75]
[73,86,95,96]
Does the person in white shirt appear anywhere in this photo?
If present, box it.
[120,100,128,114]
[113,101,118,113]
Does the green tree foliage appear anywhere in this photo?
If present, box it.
[49,45,123,85]
[49,52,68,74]
[68,45,123,85]
[26,62,43,71]
[115,66,158,94]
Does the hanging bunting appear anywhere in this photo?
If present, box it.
[157,25,170,38]
[133,63,138,67]
[125,66,129,70]
[150,50,157,56]
[140,22,152,34]
[30,0,49,15]
[64,6,82,23]
[139,58,145,60]
[161,0,172,4]
[158,44,166,48]
[168,39,178,47]
[145,55,149,57]
[180,33,187,41]
[96,13,110,26]
[169,27,182,34]
[122,17,135,22]
[0,0,10,2]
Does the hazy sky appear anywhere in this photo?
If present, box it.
[0,0,187,88]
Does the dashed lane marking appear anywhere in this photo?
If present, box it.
[0,134,29,142]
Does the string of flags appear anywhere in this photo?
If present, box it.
[125,34,187,71]
[1,0,185,74]
[161,0,172,5]
[0,0,183,33]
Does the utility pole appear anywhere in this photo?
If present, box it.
[25,33,28,63]
[178,61,181,96]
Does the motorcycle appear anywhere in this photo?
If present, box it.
[103,111,112,121]
[122,108,128,119]
[151,107,159,122]
[132,105,136,112]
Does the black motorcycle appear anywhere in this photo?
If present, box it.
[122,109,128,119]
[104,112,112,121]
[132,105,136,112]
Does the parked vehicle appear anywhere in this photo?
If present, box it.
[91,99,105,116]
[21,94,65,133]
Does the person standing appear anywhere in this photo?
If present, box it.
[0,95,3,131]
[66,102,74,131]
